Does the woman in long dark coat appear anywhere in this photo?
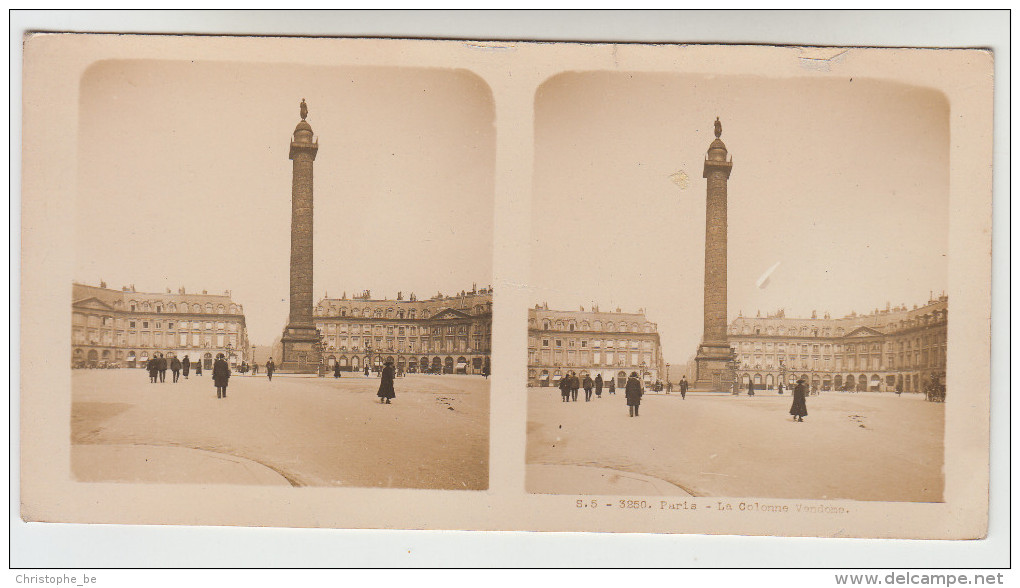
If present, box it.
[212,353,231,399]
[182,355,191,379]
[790,378,808,422]
[146,356,158,383]
[377,360,395,403]
[594,373,604,398]
[558,374,570,402]
[625,372,643,417]
[608,377,616,395]
[195,358,203,376]
[333,361,342,378]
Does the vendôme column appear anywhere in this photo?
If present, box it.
[693,117,737,392]
[280,99,323,373]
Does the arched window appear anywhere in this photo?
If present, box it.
[217,304,225,314]
[593,320,602,330]
[606,322,615,332]
[167,303,176,312]
[205,303,213,313]
[386,308,394,318]
[229,304,237,313]
[543,320,551,329]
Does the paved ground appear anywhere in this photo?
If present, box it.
[526,388,944,502]
[527,464,691,496]
[71,370,490,489]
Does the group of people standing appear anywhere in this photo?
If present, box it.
[146,353,195,384]
[557,372,616,402]
[141,352,281,400]
[554,371,647,418]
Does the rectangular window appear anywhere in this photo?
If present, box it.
[542,339,549,347]
[142,321,149,329]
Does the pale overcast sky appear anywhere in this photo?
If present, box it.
[75,60,494,345]
[531,72,949,366]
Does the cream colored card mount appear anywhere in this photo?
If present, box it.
[20,33,992,539]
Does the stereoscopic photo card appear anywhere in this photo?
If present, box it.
[19,33,993,539]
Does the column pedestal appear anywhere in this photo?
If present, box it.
[280,325,321,374]
[693,342,736,393]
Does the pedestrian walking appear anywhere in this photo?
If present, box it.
[212,353,231,399]
[625,371,643,417]
[679,376,688,399]
[333,361,342,379]
[582,374,594,401]
[594,373,604,399]
[608,377,616,395]
[157,352,168,383]
[558,374,570,402]
[251,362,259,375]
[377,360,395,404]
[170,355,182,383]
[182,355,191,379]
[195,359,203,377]
[667,381,672,395]
[482,361,490,379]
[790,378,808,422]
[265,357,275,381]
[568,372,579,402]
[364,364,370,377]
[146,356,158,383]
[777,382,784,395]
[895,380,903,397]
[747,380,755,396]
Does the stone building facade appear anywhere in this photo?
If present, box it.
[526,304,665,388]
[728,295,948,393]
[312,286,492,375]
[71,282,250,370]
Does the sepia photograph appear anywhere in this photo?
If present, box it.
[526,72,951,502]
[69,59,494,490]
[18,28,996,551]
